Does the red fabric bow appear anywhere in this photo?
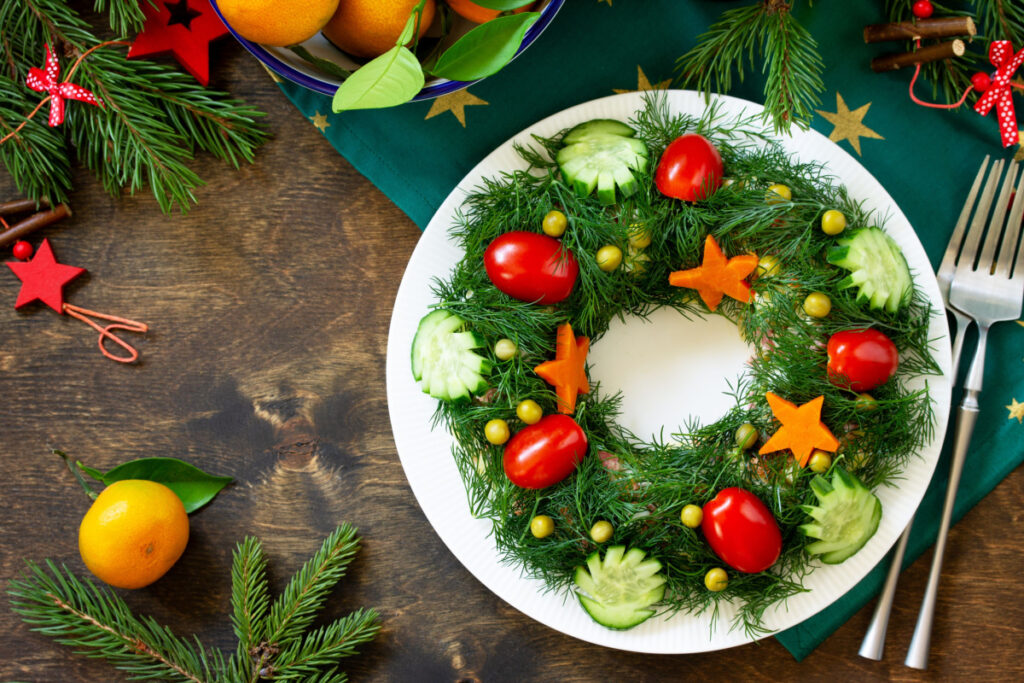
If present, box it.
[974,41,1024,148]
[24,44,100,127]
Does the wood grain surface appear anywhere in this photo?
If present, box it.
[1,44,1022,683]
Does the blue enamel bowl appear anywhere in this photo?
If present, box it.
[210,1,565,100]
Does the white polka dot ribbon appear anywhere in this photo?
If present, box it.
[974,40,1024,148]
[24,44,100,127]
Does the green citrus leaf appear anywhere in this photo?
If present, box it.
[332,46,425,112]
[97,457,233,514]
[430,12,540,81]
[77,462,106,481]
[469,0,536,9]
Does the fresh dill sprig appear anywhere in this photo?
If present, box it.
[427,92,939,634]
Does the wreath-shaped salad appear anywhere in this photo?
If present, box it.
[410,95,938,633]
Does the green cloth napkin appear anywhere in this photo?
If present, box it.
[274,0,1024,659]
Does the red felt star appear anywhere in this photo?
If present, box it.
[128,0,229,85]
[6,238,85,312]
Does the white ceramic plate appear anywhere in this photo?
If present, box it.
[385,91,952,653]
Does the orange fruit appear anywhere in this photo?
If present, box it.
[446,0,534,23]
[78,480,189,590]
[323,0,436,59]
[218,0,341,47]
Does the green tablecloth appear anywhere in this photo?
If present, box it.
[273,0,1024,659]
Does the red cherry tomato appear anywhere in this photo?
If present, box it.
[654,134,724,202]
[503,414,588,489]
[701,487,782,574]
[826,328,899,393]
[484,231,579,305]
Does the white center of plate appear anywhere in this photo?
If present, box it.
[587,307,754,441]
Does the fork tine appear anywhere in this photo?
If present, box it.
[958,159,1005,270]
[979,161,1019,271]
[996,172,1024,278]
[940,156,990,275]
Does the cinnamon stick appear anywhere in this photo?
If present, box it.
[870,39,965,73]
[864,17,976,43]
[0,198,49,217]
[0,204,71,248]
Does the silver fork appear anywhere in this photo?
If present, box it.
[859,156,993,661]
[905,159,1024,669]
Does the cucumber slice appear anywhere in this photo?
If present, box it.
[573,545,666,630]
[557,119,648,206]
[563,119,637,144]
[799,467,881,564]
[411,310,491,401]
[827,227,913,314]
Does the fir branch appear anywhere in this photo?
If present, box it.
[674,1,823,134]
[973,0,1024,45]
[11,527,378,681]
[230,536,270,656]
[272,608,381,681]
[0,76,72,203]
[93,0,153,36]
[263,524,362,647]
[0,0,268,212]
[8,560,222,682]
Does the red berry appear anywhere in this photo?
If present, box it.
[971,71,991,92]
[12,241,33,261]
[912,0,933,18]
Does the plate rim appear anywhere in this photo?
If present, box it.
[385,90,953,653]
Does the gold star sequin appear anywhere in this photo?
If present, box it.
[613,66,671,94]
[1007,398,1024,423]
[598,0,612,5]
[310,112,330,133]
[425,90,489,127]
[1016,131,1024,162]
[816,93,884,156]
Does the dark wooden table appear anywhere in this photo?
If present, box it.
[2,45,1022,683]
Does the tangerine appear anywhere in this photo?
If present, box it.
[323,0,436,59]
[78,480,189,590]
[218,0,341,47]
[446,0,534,23]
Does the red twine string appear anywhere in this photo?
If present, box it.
[62,303,148,363]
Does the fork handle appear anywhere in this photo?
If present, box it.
[857,309,972,661]
[905,396,980,669]
[858,519,913,660]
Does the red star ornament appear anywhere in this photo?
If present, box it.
[759,392,840,467]
[6,238,84,312]
[128,0,229,85]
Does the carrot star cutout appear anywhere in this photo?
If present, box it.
[759,392,839,467]
[6,238,84,312]
[534,323,590,414]
[668,234,758,311]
